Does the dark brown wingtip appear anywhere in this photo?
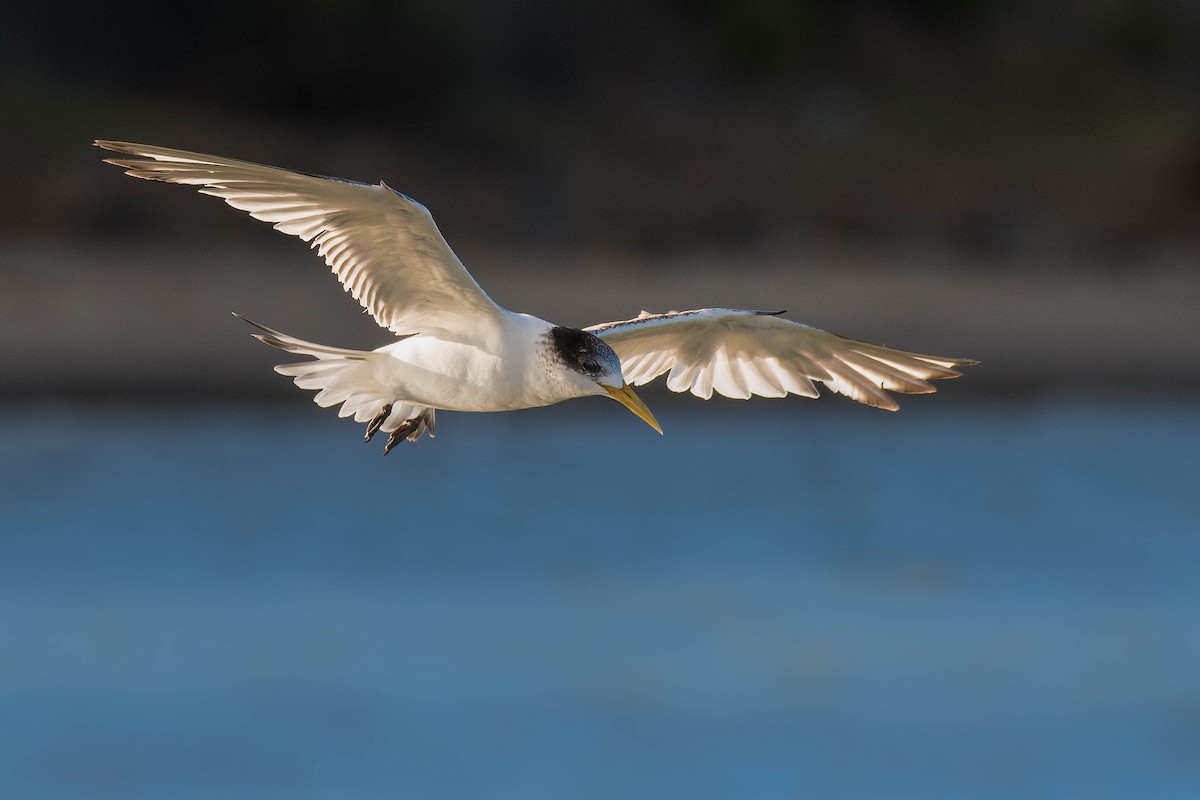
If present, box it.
[938,358,980,376]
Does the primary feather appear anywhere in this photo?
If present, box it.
[588,309,976,410]
[95,140,504,339]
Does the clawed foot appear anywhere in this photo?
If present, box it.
[364,408,436,455]
[364,404,392,442]
[383,418,421,455]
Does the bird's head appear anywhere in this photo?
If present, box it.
[548,326,662,434]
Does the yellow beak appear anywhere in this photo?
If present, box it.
[604,383,663,434]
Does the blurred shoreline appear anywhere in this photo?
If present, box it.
[5,241,1197,401]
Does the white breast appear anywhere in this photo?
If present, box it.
[373,313,594,412]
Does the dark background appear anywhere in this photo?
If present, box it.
[3,0,1199,397]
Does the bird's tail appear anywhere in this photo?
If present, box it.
[234,315,435,441]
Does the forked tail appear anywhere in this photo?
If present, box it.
[234,314,435,447]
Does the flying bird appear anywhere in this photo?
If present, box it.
[96,141,976,453]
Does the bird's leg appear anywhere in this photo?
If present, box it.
[364,404,392,443]
[383,418,419,455]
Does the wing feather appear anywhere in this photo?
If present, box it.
[96,140,506,338]
[712,346,750,400]
[587,308,976,410]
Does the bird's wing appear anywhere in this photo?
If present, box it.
[96,140,507,338]
[587,309,977,410]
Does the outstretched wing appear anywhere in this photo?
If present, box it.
[587,309,976,410]
[96,141,507,338]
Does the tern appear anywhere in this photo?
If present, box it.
[96,141,976,453]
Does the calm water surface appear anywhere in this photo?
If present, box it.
[1,398,1198,799]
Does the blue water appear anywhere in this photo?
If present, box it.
[2,398,1198,799]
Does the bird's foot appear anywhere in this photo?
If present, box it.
[366,408,436,455]
[364,404,392,443]
[383,418,420,455]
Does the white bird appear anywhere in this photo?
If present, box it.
[96,141,976,453]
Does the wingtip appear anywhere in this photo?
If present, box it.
[939,358,980,374]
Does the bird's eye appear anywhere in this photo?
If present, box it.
[583,360,600,373]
